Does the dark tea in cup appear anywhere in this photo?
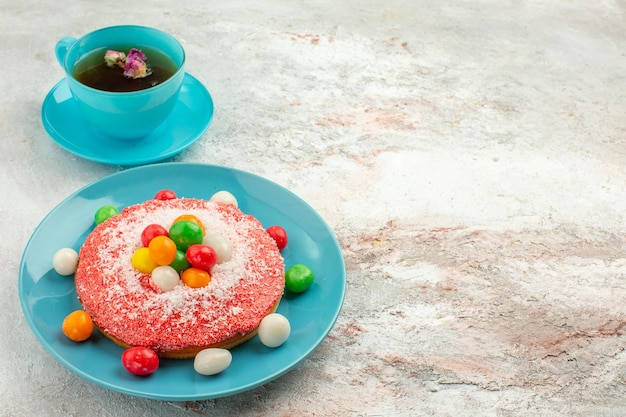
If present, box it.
[73,46,178,92]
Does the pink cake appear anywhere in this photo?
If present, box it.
[74,198,284,358]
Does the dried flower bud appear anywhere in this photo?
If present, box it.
[104,50,126,67]
[103,48,152,79]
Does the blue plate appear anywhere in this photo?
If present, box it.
[18,163,345,401]
[41,74,213,166]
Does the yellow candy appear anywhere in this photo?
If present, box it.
[131,247,158,273]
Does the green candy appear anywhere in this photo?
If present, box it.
[285,264,314,293]
[169,249,191,273]
[94,205,119,225]
[169,220,203,252]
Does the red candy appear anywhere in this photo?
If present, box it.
[266,225,288,250]
[153,189,177,200]
[141,224,169,247]
[121,347,159,376]
[186,244,217,271]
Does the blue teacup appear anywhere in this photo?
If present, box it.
[55,25,186,140]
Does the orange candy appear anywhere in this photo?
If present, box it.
[173,214,205,234]
[62,310,94,342]
[181,267,211,288]
[148,235,177,265]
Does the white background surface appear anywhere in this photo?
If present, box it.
[1,1,625,416]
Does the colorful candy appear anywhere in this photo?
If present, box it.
[186,244,217,271]
[123,193,291,296]
[169,249,191,273]
[62,310,94,342]
[173,214,205,234]
[210,190,238,207]
[169,220,204,252]
[141,224,168,247]
[194,348,232,375]
[153,189,177,200]
[266,225,288,250]
[121,347,160,376]
[203,233,232,264]
[131,247,158,274]
[148,235,177,265]
[94,205,119,225]
[258,313,290,347]
[52,248,79,276]
[151,265,180,292]
[181,267,211,288]
[285,264,314,293]
[132,212,224,289]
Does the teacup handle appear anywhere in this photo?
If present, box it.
[55,37,77,68]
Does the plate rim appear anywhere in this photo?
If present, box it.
[18,162,346,400]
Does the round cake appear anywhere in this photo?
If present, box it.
[74,197,285,359]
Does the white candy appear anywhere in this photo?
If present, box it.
[210,190,238,207]
[151,265,180,292]
[52,248,79,276]
[258,313,290,348]
[194,348,232,375]
[203,233,232,264]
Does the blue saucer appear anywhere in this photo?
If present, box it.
[41,73,214,166]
